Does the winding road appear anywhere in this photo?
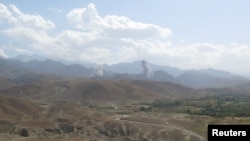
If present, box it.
[119,118,207,141]
[110,103,206,140]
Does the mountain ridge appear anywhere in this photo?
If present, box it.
[0,78,198,104]
[1,57,248,89]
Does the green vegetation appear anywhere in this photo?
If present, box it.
[150,94,250,117]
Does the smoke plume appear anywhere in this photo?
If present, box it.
[141,60,154,78]
[91,65,103,77]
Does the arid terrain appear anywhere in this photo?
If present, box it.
[1,76,250,141]
[1,57,250,141]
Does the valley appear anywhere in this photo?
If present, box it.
[1,58,250,141]
[1,77,250,141]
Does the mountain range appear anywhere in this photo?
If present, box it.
[0,56,248,89]
[1,56,250,141]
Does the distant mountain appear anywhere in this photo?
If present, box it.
[0,58,31,78]
[103,60,248,88]
[152,70,177,83]
[13,55,97,68]
[150,64,184,77]
[24,59,66,74]
[0,79,197,103]
[104,61,142,74]
[109,70,177,83]
[1,58,249,89]
[177,70,247,89]
[198,68,244,79]
[13,55,46,62]
[104,60,183,76]
[0,58,94,79]
[23,60,93,78]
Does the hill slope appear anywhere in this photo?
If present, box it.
[0,79,197,103]
[0,77,15,90]
[0,95,41,120]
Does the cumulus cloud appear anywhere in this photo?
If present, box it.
[5,5,55,29]
[0,3,11,19]
[3,27,53,44]
[0,3,250,75]
[67,3,100,30]
[1,3,171,63]
[151,43,250,75]
[62,3,172,63]
[0,3,56,57]
[67,3,171,39]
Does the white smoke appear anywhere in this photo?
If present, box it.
[91,65,103,77]
[141,60,154,78]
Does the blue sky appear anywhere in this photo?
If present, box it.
[0,0,250,75]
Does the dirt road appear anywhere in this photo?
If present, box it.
[119,118,207,141]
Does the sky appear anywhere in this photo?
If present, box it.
[0,0,250,76]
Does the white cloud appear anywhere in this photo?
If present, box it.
[152,43,250,75]
[0,49,8,58]
[117,47,138,62]
[1,3,250,75]
[56,30,99,47]
[48,7,63,13]
[80,47,111,64]
[12,47,33,55]
[0,4,55,29]
[8,5,55,29]
[67,3,171,39]
[3,27,53,44]
[0,3,11,19]
[67,3,100,30]
[2,3,170,63]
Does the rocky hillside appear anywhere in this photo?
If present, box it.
[0,78,197,104]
